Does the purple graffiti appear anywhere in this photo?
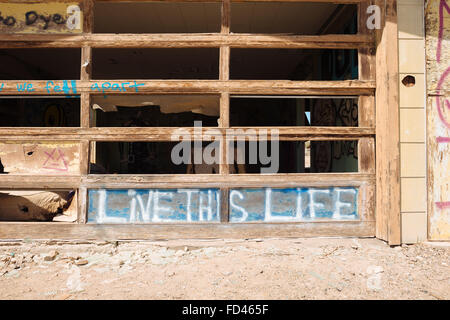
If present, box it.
[436,66,450,130]
[436,201,450,209]
[42,148,69,172]
[437,0,450,62]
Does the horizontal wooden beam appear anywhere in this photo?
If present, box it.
[0,173,374,190]
[0,175,80,189]
[0,80,376,95]
[0,34,373,49]
[82,173,375,188]
[0,127,375,141]
[0,221,375,240]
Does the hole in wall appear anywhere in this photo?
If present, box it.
[402,75,416,87]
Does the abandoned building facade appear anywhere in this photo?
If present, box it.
[0,0,447,245]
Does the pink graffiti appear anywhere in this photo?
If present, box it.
[436,66,450,129]
[435,1,450,210]
[436,201,450,209]
[42,148,69,172]
[436,136,450,143]
[437,0,450,62]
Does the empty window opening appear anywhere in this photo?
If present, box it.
[94,2,221,33]
[0,49,80,80]
[91,141,220,175]
[92,48,219,80]
[0,190,77,222]
[229,140,358,174]
[230,49,358,80]
[230,96,358,127]
[0,97,80,127]
[92,95,219,127]
[231,2,357,34]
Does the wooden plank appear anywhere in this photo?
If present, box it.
[82,0,93,33]
[220,46,230,80]
[81,173,375,189]
[0,141,80,175]
[0,221,375,241]
[0,173,374,190]
[220,188,230,222]
[375,0,401,245]
[221,0,230,34]
[80,46,92,81]
[0,127,376,141]
[0,2,83,34]
[80,92,90,128]
[79,139,89,175]
[0,80,376,95]
[425,0,450,240]
[0,0,365,4]
[358,137,375,174]
[77,186,87,223]
[0,175,80,189]
[219,93,230,174]
[0,34,374,49]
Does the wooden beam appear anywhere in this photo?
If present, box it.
[82,0,94,33]
[0,80,376,95]
[0,127,375,141]
[0,220,375,241]
[221,0,230,34]
[81,173,374,188]
[0,176,80,189]
[0,34,374,49]
[375,0,400,245]
[219,93,230,174]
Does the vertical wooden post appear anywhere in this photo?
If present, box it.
[375,0,401,245]
[82,0,94,34]
[220,0,231,222]
[78,0,93,224]
[219,92,230,176]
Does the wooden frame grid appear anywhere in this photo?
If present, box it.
[0,0,397,242]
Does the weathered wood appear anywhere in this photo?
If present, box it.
[80,92,90,128]
[0,142,80,175]
[0,221,376,241]
[0,34,374,49]
[220,188,229,222]
[77,187,87,223]
[221,0,230,34]
[358,137,375,173]
[220,46,230,81]
[219,93,230,174]
[375,0,401,245]
[81,173,375,189]
[0,127,376,141]
[79,140,89,175]
[0,2,83,34]
[82,0,93,33]
[0,176,80,189]
[0,173,375,190]
[425,0,450,240]
[80,46,92,81]
[0,80,376,95]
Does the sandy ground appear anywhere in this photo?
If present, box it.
[0,237,449,300]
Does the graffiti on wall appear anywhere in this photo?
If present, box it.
[426,0,450,239]
[229,187,359,222]
[87,187,359,224]
[0,3,82,33]
[88,189,221,223]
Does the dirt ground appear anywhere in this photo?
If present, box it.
[0,237,448,300]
